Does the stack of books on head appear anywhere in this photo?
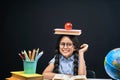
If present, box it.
[6,71,43,80]
[52,74,87,80]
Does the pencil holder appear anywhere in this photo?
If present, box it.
[23,61,37,74]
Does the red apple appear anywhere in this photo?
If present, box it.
[64,22,72,30]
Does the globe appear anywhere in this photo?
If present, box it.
[104,48,120,79]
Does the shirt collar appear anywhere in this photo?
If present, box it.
[60,54,74,61]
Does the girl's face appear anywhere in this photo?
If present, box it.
[59,36,75,58]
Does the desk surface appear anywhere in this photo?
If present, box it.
[87,78,112,80]
[44,78,112,80]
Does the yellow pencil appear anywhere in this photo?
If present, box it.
[35,48,39,57]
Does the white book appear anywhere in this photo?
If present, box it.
[52,74,87,80]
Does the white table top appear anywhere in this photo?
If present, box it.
[87,78,112,80]
[44,78,112,80]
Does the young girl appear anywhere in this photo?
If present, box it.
[42,35,88,79]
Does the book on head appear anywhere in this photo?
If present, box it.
[54,28,82,36]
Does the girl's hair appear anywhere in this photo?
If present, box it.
[53,35,80,75]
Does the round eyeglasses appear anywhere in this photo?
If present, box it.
[59,42,73,48]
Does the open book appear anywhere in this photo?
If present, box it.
[52,74,87,80]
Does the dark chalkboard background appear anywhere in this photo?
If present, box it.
[1,0,120,79]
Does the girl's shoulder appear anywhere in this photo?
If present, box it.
[49,57,55,63]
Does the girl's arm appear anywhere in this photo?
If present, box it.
[78,44,88,75]
[42,63,56,79]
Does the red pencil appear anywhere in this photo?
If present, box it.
[18,53,24,60]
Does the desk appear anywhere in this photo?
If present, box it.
[6,71,112,80]
[44,78,112,80]
[87,78,112,80]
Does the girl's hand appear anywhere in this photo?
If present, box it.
[79,44,88,53]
